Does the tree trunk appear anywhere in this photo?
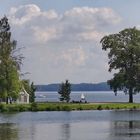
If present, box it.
[6,97,9,104]
[129,88,133,103]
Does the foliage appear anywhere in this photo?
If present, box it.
[21,79,30,92]
[100,27,140,103]
[1,102,140,112]
[30,82,36,102]
[31,102,38,111]
[0,16,22,103]
[58,80,71,102]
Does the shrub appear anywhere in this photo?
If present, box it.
[56,106,61,111]
[46,106,51,111]
[45,106,57,111]
[116,107,120,109]
[97,105,102,110]
[7,105,20,112]
[78,106,83,110]
[0,104,8,112]
[62,106,71,111]
[133,106,137,109]
[105,106,110,110]
[31,102,38,111]
[18,105,29,112]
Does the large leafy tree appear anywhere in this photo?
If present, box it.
[58,80,71,102]
[0,16,22,103]
[100,27,140,103]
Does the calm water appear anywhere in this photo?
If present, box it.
[1,110,140,140]
[35,91,140,103]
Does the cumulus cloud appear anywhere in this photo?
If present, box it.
[63,7,121,26]
[9,4,41,25]
[9,5,121,43]
[7,4,121,83]
[32,26,57,43]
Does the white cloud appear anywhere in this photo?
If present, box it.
[32,26,57,43]
[8,4,121,84]
[59,46,87,67]
[63,7,121,26]
[9,4,40,25]
[9,5,121,43]
[78,31,105,41]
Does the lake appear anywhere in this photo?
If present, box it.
[35,91,140,103]
[1,110,140,140]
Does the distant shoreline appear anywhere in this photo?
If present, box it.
[35,82,111,92]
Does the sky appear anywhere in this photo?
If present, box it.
[0,0,140,84]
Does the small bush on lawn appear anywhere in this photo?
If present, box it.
[97,105,102,110]
[0,104,8,112]
[62,106,71,111]
[78,106,83,110]
[31,102,38,111]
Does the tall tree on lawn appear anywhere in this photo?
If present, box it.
[100,27,140,103]
[0,16,23,103]
[58,80,71,102]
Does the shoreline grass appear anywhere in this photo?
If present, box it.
[1,102,140,112]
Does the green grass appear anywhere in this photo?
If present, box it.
[1,102,140,112]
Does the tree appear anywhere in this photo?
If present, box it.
[58,80,71,102]
[21,80,36,103]
[0,16,22,103]
[100,27,140,103]
[30,82,36,103]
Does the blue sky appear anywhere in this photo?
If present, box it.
[1,0,140,84]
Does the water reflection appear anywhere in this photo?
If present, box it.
[1,111,140,140]
[61,124,71,140]
[18,123,36,140]
[0,123,18,140]
[111,121,140,140]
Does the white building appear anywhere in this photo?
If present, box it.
[17,89,29,104]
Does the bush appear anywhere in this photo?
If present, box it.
[116,106,120,109]
[46,106,51,111]
[0,104,8,112]
[56,106,61,111]
[18,105,29,112]
[133,106,137,109]
[31,102,38,111]
[7,105,20,112]
[78,106,83,110]
[97,105,102,110]
[105,106,110,110]
[45,106,57,111]
[62,106,71,111]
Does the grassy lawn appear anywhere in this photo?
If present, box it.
[1,102,140,112]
